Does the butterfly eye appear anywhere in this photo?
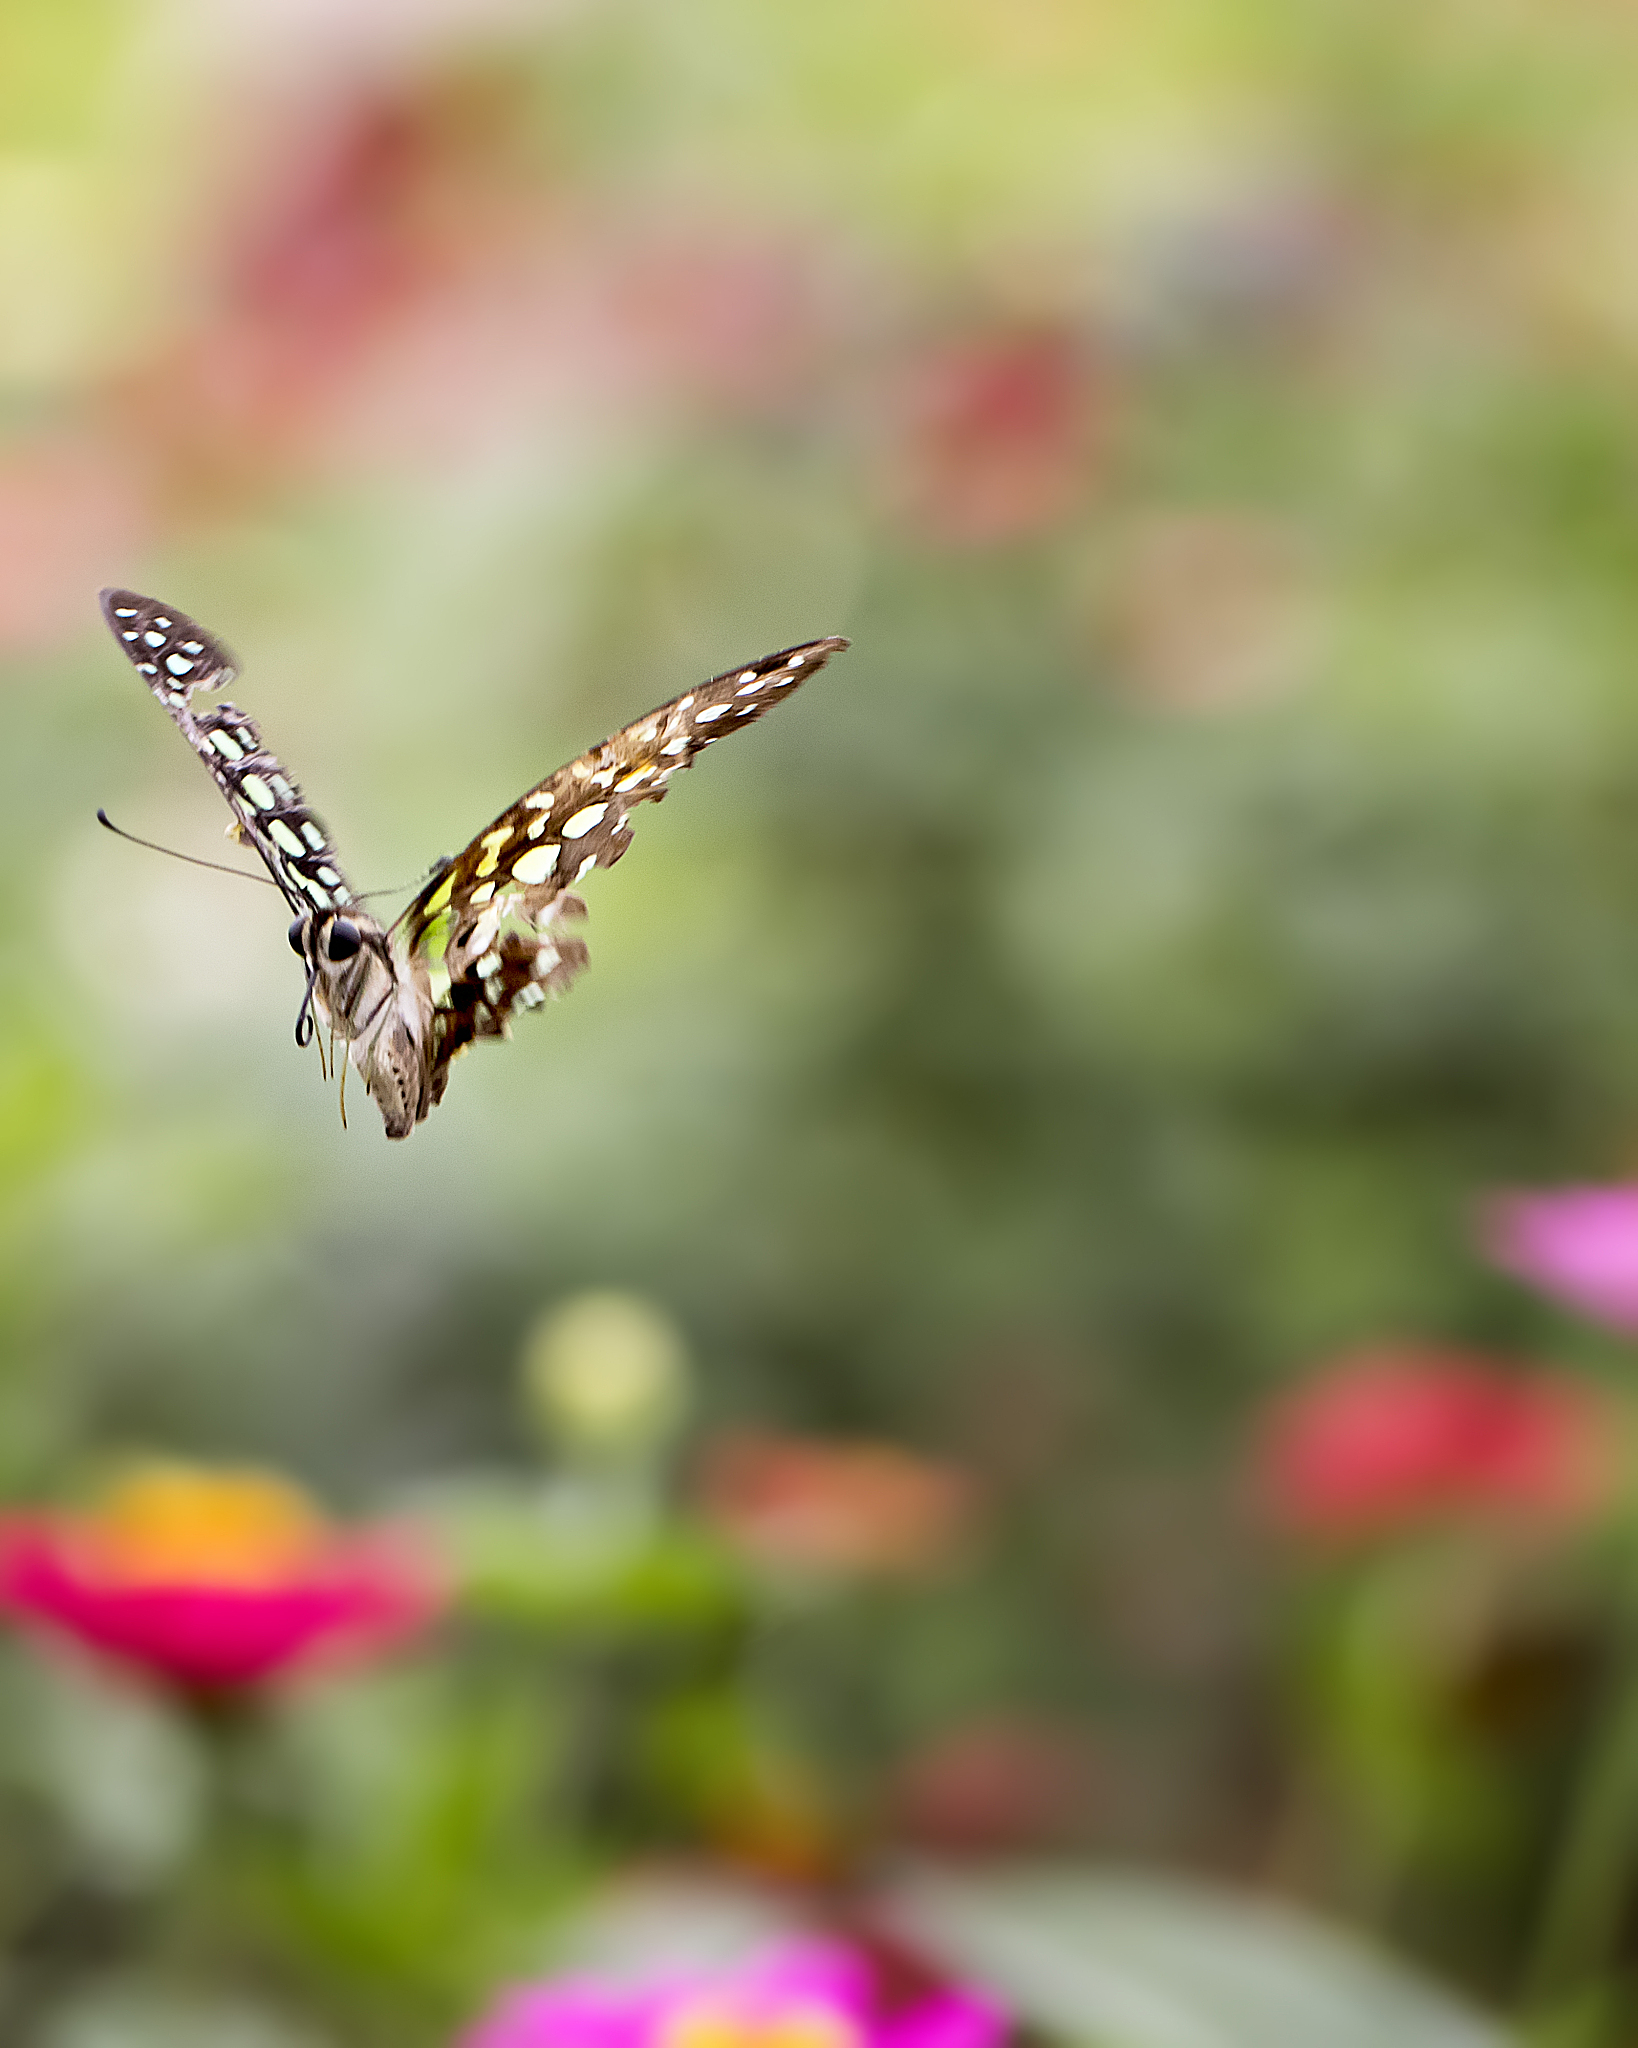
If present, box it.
[325,917,362,962]
[287,916,308,955]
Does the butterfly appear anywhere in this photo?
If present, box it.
[100,589,848,1138]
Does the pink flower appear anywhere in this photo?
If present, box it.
[0,438,150,654]
[1481,1186,1638,1334]
[460,1940,1007,2048]
[1250,1346,1620,1537]
[0,1463,441,1691]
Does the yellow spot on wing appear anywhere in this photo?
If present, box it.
[475,825,512,878]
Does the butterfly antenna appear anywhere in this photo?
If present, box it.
[382,855,454,939]
[337,1031,349,1131]
[97,809,279,886]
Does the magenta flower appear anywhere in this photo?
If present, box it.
[0,1464,442,1692]
[1482,1186,1638,1334]
[459,1941,1008,2048]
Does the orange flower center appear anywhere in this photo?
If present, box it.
[73,1465,330,1587]
[657,1997,865,2048]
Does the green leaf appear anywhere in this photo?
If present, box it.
[883,1866,1516,2048]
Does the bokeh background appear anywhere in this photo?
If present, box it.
[9,1,1638,2044]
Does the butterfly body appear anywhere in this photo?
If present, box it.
[100,588,847,1138]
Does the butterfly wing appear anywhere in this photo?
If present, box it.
[100,588,360,916]
[396,634,849,1104]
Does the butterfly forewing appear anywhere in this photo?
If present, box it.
[397,634,849,1089]
[100,588,360,917]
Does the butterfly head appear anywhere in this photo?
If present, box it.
[287,912,364,966]
[285,907,391,1050]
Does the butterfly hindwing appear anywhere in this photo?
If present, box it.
[100,587,360,917]
[397,635,850,1087]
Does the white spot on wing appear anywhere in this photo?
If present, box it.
[511,843,560,885]
[661,738,688,757]
[525,790,553,811]
[562,802,608,838]
[469,880,497,906]
[575,853,597,880]
[240,774,275,809]
[208,730,245,762]
[165,654,194,677]
[695,704,730,722]
[268,820,305,856]
[736,676,766,695]
[143,631,165,647]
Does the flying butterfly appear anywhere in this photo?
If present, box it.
[99,590,848,1138]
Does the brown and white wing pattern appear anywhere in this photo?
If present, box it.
[99,588,360,916]
[396,634,849,1105]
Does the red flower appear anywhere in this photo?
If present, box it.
[1249,1346,1620,1538]
[0,1464,440,1691]
[698,1433,975,1578]
[888,329,1104,546]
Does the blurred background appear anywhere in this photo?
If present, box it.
[9,1,1638,2044]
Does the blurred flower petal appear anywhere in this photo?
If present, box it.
[1249,1345,1620,1538]
[460,1941,1007,2048]
[1104,512,1321,712]
[0,1462,442,1691]
[893,1717,1093,1856]
[887,329,1104,547]
[1481,1186,1638,1334]
[698,1434,976,1579]
[0,438,148,653]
